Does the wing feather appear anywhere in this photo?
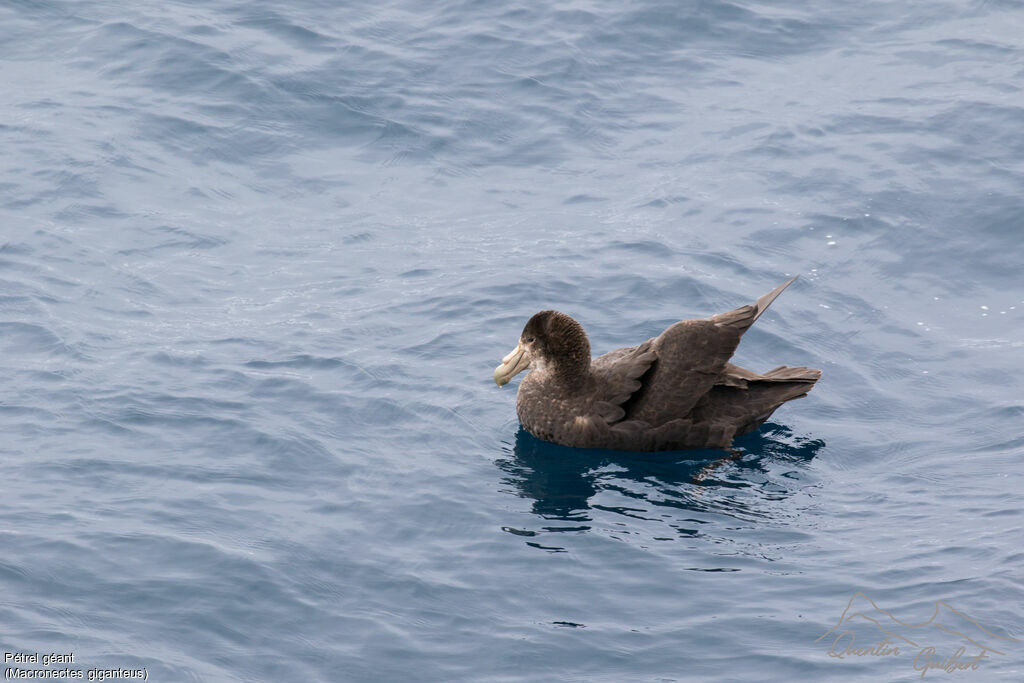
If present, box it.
[589,340,656,424]
[624,277,800,426]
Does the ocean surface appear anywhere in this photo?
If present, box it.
[2,1,1022,681]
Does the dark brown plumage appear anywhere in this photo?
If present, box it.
[493,277,820,451]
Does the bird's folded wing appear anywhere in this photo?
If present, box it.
[590,340,657,423]
[624,320,744,426]
[624,277,800,426]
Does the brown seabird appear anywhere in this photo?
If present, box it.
[493,277,820,451]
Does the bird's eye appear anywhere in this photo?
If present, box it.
[526,337,535,343]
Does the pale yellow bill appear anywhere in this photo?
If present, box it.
[493,343,530,386]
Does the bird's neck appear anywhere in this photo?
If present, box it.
[551,352,592,393]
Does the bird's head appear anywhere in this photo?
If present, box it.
[493,310,590,387]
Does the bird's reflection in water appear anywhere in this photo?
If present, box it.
[495,424,825,551]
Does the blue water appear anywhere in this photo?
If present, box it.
[2,1,1022,681]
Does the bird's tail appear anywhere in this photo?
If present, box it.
[760,364,821,383]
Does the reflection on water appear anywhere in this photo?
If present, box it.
[496,424,825,550]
